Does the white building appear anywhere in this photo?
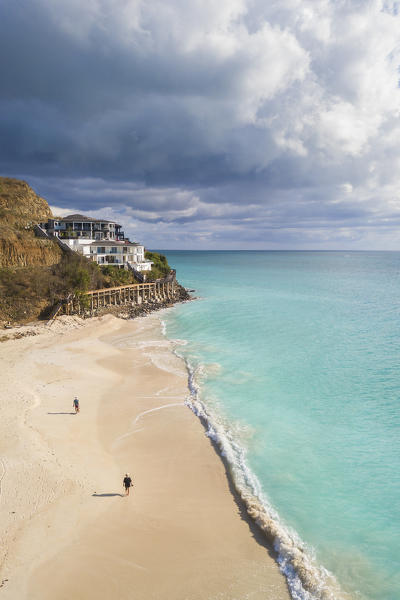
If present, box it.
[88,240,151,271]
[39,214,153,271]
[40,214,125,241]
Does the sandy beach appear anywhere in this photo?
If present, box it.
[0,313,290,600]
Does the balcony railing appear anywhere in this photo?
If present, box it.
[59,231,93,239]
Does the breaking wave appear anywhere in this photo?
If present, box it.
[168,342,350,600]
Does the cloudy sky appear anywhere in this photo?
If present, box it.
[1,0,400,249]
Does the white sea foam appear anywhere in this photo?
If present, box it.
[112,402,185,448]
[160,318,167,337]
[167,340,350,600]
[144,349,187,377]
[172,338,188,346]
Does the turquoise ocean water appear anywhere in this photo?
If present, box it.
[159,251,400,600]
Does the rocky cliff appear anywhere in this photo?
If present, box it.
[0,177,62,267]
[0,177,186,325]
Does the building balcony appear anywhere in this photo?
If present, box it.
[59,231,93,239]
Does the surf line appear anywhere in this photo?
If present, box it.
[112,402,185,448]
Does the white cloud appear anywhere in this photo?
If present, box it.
[2,0,400,248]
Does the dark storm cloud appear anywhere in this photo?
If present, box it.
[1,0,400,248]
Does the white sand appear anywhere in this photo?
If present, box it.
[0,314,290,599]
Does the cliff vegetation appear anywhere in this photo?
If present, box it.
[0,177,173,324]
[145,251,172,280]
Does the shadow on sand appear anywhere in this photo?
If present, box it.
[92,493,125,498]
[47,412,76,415]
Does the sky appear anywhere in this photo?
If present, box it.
[1,0,400,250]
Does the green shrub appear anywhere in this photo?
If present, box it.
[144,251,171,280]
[100,265,136,287]
[0,249,174,322]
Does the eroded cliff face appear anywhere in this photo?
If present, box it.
[0,177,62,267]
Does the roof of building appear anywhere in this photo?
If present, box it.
[89,240,141,247]
[58,214,120,225]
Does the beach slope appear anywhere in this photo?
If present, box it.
[0,314,290,599]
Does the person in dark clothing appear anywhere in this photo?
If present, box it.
[123,473,133,496]
[73,397,80,414]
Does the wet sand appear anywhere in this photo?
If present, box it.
[0,314,290,599]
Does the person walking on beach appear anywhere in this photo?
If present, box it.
[123,473,133,496]
[73,397,80,414]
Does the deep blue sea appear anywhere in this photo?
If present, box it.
[160,251,400,600]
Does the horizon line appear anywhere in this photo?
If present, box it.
[150,248,400,253]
